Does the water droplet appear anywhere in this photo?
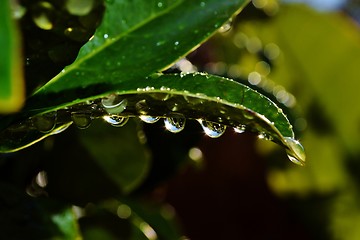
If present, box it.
[104,33,109,39]
[234,125,246,133]
[32,112,57,133]
[219,19,232,33]
[103,115,129,127]
[258,132,267,139]
[174,41,179,46]
[200,2,206,7]
[164,117,186,133]
[284,137,306,166]
[156,40,165,46]
[157,2,163,7]
[71,112,92,129]
[199,120,226,138]
[139,115,160,124]
[101,95,127,114]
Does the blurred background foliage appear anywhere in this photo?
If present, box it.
[2,0,360,239]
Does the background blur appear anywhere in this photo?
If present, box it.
[161,0,360,239]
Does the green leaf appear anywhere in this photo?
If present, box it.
[0,73,305,165]
[0,0,24,113]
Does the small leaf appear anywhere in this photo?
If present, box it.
[0,0,25,113]
[0,73,305,165]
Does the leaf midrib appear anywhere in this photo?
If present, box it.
[35,0,184,93]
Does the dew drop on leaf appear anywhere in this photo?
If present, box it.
[103,115,129,127]
[101,95,127,114]
[164,117,186,133]
[219,19,232,33]
[139,115,160,124]
[32,112,57,133]
[234,125,246,133]
[71,112,92,129]
[284,137,306,166]
[199,120,226,138]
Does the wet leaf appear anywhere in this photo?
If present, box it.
[0,0,24,113]
[0,73,305,165]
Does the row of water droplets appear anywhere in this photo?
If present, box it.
[26,92,305,165]
[100,94,227,138]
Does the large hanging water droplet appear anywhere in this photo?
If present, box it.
[71,112,92,129]
[103,115,128,127]
[32,112,57,133]
[139,115,160,124]
[164,117,186,133]
[101,95,127,114]
[199,120,226,138]
[284,137,306,166]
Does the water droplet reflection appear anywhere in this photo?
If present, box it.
[103,115,128,127]
[284,137,306,166]
[199,120,226,138]
[164,117,185,133]
[139,115,160,124]
[101,95,127,114]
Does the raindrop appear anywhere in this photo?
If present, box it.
[174,41,179,46]
[157,2,163,7]
[164,117,186,133]
[234,125,246,133]
[258,132,271,140]
[32,112,57,133]
[219,19,232,33]
[104,33,109,39]
[199,120,226,138]
[101,95,127,114]
[284,137,306,166]
[103,115,129,127]
[139,115,160,124]
[200,2,206,7]
[71,112,92,129]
